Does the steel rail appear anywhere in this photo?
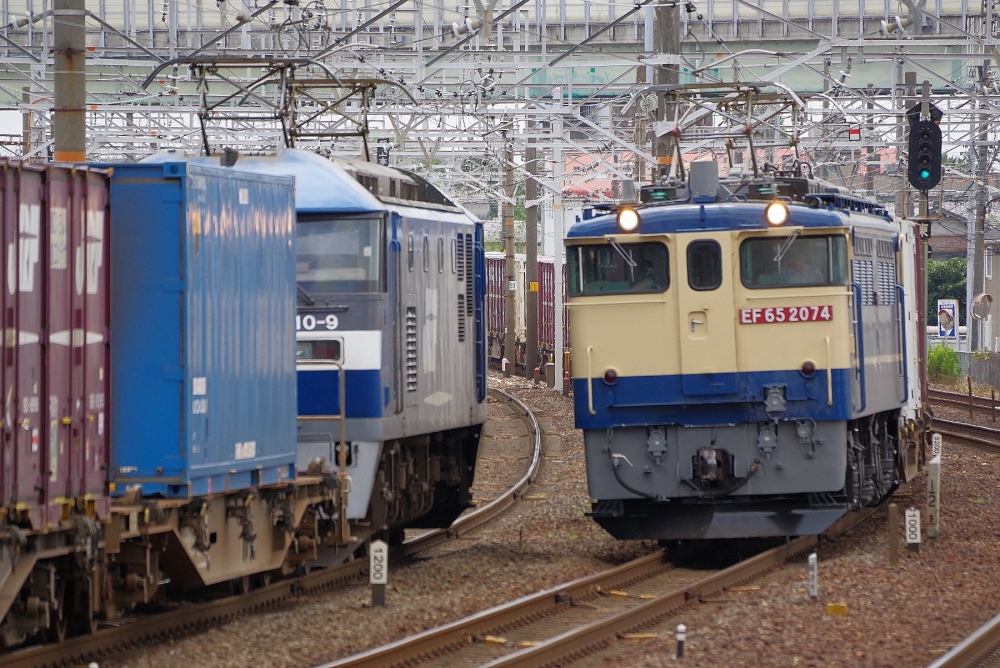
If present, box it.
[927,610,1000,668]
[928,388,998,412]
[930,418,1000,454]
[921,410,1000,668]
[401,387,542,557]
[0,386,539,668]
[321,507,875,668]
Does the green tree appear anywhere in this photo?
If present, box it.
[927,257,966,326]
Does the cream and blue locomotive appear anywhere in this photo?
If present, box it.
[570,161,926,540]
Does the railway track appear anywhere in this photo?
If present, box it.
[321,509,873,668]
[928,388,1000,421]
[931,418,1000,455]
[298,391,999,668]
[928,610,1000,668]
[0,387,541,668]
[924,396,1000,668]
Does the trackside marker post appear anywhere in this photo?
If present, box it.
[927,454,941,538]
[889,503,899,565]
[932,432,942,458]
[675,624,686,658]
[905,508,921,553]
[808,552,818,599]
[370,539,388,606]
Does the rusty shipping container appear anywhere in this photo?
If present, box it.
[0,163,111,530]
[538,259,570,353]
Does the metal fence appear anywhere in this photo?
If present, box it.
[958,351,1000,388]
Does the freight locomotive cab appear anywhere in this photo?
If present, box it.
[569,161,926,541]
[229,151,486,542]
[140,149,487,553]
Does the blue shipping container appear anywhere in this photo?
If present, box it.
[108,162,297,497]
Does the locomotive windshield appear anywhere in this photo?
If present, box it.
[567,242,669,296]
[296,215,382,293]
[740,234,847,288]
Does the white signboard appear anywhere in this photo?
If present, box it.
[931,433,942,458]
[369,540,388,584]
[938,299,958,338]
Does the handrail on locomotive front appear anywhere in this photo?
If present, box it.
[586,346,596,415]
[296,359,352,544]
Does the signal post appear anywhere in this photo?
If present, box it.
[905,83,942,416]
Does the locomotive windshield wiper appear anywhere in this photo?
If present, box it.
[607,237,637,269]
[773,228,801,263]
[297,284,316,306]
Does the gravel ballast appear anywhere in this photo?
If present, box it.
[104,378,655,668]
[103,378,1000,667]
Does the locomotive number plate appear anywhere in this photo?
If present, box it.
[739,305,832,324]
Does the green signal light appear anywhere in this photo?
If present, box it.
[920,169,931,179]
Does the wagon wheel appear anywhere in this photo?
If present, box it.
[69,576,98,636]
[43,579,67,643]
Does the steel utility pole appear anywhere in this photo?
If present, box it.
[553,88,566,394]
[525,133,539,381]
[971,61,990,351]
[53,0,87,162]
[503,138,516,376]
[652,0,680,180]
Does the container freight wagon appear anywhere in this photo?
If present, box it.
[485,252,569,376]
[537,258,570,371]
[93,162,336,611]
[0,162,112,646]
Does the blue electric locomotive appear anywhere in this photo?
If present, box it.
[147,149,488,545]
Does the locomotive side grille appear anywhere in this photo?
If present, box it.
[405,306,418,391]
[876,238,895,258]
[852,259,875,305]
[878,261,897,305]
[465,233,474,316]
[853,235,875,257]
[458,294,466,341]
[457,233,466,341]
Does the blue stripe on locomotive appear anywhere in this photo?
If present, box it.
[567,200,892,238]
[574,368,854,429]
[297,369,383,418]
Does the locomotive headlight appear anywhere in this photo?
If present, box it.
[764,201,790,226]
[617,207,640,232]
